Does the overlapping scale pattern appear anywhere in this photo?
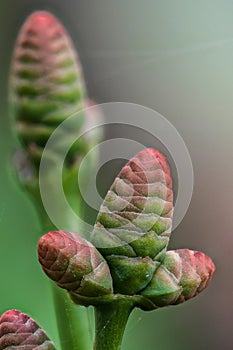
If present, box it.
[38,231,113,297]
[0,310,56,349]
[90,148,174,294]
[141,249,215,307]
[92,148,173,262]
[10,11,87,165]
[36,149,215,301]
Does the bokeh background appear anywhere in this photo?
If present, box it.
[0,1,232,349]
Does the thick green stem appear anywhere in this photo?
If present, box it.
[52,285,92,350]
[94,300,134,350]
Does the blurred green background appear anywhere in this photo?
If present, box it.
[0,1,232,349]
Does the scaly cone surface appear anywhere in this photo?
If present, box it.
[37,149,215,311]
[0,309,56,349]
[91,148,173,295]
[141,249,215,307]
[10,11,88,167]
[38,230,113,297]
[92,148,173,260]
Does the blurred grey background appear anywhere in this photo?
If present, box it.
[0,1,232,349]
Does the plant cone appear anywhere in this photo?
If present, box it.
[91,148,173,294]
[38,230,113,297]
[10,11,102,185]
[0,309,56,349]
[141,249,215,307]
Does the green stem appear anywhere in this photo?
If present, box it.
[36,194,93,350]
[52,285,92,350]
[94,300,134,350]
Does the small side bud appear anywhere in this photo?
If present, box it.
[141,249,215,307]
[0,309,56,349]
[38,231,113,297]
[170,249,216,303]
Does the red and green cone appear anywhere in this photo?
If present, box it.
[0,310,56,349]
[91,148,174,294]
[141,249,215,307]
[10,11,101,182]
[38,148,215,307]
[36,148,215,350]
[38,230,113,297]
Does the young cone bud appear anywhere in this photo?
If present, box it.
[92,148,173,262]
[0,309,56,349]
[38,231,113,297]
[141,249,215,307]
[170,249,216,303]
[10,11,92,168]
